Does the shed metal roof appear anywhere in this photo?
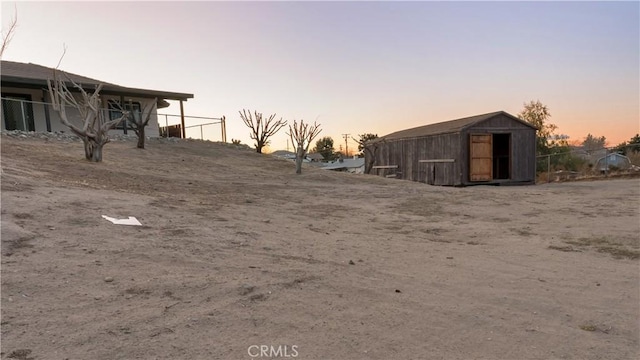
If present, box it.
[1,60,194,101]
[322,158,365,170]
[376,111,537,142]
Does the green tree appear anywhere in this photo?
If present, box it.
[614,134,640,155]
[314,136,335,160]
[355,133,378,156]
[518,100,558,154]
[582,134,606,154]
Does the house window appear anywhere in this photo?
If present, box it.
[2,94,35,131]
[108,100,141,130]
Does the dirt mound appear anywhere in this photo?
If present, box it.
[1,134,638,360]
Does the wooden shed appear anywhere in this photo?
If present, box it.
[365,111,537,186]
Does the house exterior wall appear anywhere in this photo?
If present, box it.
[101,95,160,137]
[1,86,160,137]
[0,86,54,132]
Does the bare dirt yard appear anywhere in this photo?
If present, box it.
[1,134,639,360]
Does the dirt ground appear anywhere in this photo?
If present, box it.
[1,134,638,360]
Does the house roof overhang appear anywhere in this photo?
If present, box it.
[1,76,194,102]
[1,61,194,102]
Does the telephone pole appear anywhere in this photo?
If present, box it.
[342,133,350,156]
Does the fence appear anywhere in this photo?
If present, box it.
[535,144,640,183]
[1,97,227,142]
[157,113,226,142]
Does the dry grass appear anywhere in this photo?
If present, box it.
[563,236,639,260]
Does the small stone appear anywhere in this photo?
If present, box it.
[349,260,355,265]
[239,284,255,296]
[104,277,114,283]
[446,256,454,259]
[395,289,402,293]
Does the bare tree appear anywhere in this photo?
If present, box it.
[239,109,287,153]
[0,6,17,59]
[48,64,127,162]
[287,119,322,174]
[124,98,157,149]
[352,134,383,174]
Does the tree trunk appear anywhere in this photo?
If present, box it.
[82,139,103,162]
[91,143,103,162]
[137,126,145,149]
[83,139,93,161]
[295,147,304,174]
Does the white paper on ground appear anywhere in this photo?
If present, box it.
[102,215,142,226]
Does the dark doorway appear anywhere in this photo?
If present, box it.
[492,133,510,180]
[2,94,35,131]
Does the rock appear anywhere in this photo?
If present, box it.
[104,277,114,283]
[239,284,255,296]
[395,289,402,293]
[349,260,355,265]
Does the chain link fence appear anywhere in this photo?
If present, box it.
[536,144,640,183]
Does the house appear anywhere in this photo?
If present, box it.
[306,152,325,162]
[595,153,631,172]
[1,60,193,137]
[366,111,538,186]
[322,157,365,174]
[271,150,297,160]
[271,150,321,163]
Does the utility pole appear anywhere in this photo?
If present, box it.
[342,133,350,156]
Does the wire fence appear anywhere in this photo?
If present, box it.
[1,96,226,142]
[535,143,640,183]
[157,113,226,142]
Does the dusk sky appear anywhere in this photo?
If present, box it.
[2,1,638,152]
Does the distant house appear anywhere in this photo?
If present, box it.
[366,111,538,186]
[322,157,365,174]
[271,150,297,160]
[1,60,194,137]
[271,150,322,163]
[595,153,631,172]
[306,152,325,162]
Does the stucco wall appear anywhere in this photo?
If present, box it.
[1,86,161,137]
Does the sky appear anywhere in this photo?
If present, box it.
[2,1,639,152]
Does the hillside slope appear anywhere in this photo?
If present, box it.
[1,134,638,360]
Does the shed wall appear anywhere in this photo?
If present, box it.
[368,133,462,185]
[366,113,537,186]
[461,123,536,184]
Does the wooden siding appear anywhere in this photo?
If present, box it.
[366,113,537,186]
[367,133,462,185]
[460,125,536,184]
[469,134,493,181]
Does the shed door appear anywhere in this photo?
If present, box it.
[470,134,492,181]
